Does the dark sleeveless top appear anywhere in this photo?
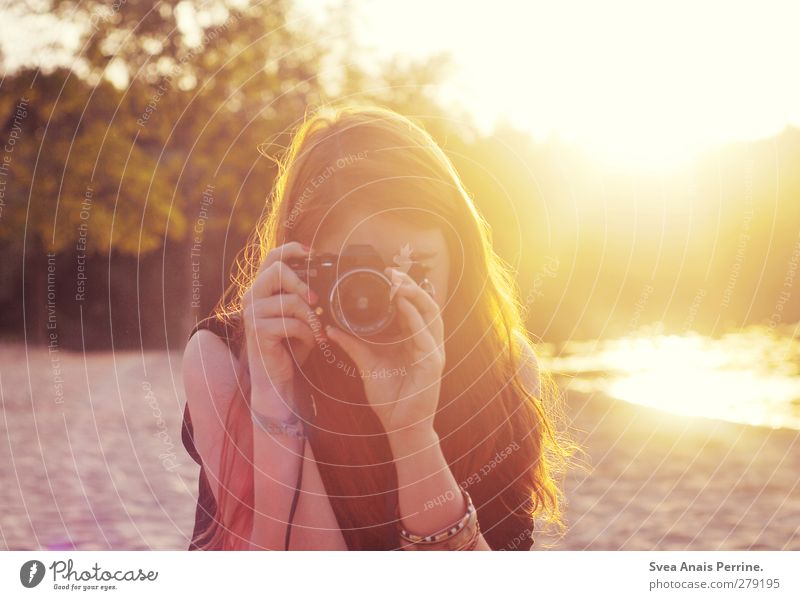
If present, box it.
[182,314,535,551]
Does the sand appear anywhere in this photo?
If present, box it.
[1,343,798,550]
[536,388,800,550]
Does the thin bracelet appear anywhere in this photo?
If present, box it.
[249,406,306,549]
[399,489,474,543]
[456,522,481,551]
[398,489,478,549]
[250,407,305,439]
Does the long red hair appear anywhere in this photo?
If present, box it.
[197,104,577,550]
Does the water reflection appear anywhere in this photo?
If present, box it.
[538,326,800,430]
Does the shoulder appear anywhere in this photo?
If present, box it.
[182,327,246,504]
[189,314,243,354]
[182,326,243,430]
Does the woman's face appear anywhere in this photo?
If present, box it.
[311,207,451,312]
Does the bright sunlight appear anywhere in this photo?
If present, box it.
[346,0,800,169]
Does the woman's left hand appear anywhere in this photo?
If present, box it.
[324,268,444,438]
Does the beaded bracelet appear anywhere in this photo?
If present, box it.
[398,489,479,550]
[407,512,478,551]
[456,520,481,551]
[250,407,305,439]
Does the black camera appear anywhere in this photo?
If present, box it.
[286,244,429,340]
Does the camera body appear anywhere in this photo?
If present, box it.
[286,244,428,341]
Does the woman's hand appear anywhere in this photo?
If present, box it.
[325,268,445,438]
[241,242,318,411]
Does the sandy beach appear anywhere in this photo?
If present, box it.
[1,342,798,550]
[537,389,800,550]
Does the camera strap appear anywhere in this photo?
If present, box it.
[284,370,315,550]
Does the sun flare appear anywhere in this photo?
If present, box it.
[345,0,800,170]
[542,328,800,430]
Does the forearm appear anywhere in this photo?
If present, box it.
[248,378,305,550]
[389,428,491,550]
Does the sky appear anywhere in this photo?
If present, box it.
[3,0,800,169]
[315,0,800,168]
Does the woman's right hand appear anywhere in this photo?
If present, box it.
[241,242,319,404]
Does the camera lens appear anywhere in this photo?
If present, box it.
[330,269,395,337]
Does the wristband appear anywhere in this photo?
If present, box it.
[250,407,305,439]
[398,489,479,550]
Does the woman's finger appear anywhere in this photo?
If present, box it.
[249,294,315,323]
[258,241,310,274]
[251,317,316,348]
[387,268,444,342]
[324,325,374,372]
[250,260,316,304]
[395,297,437,357]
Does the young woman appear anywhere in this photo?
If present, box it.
[181,104,574,550]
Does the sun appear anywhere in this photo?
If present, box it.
[346,0,800,171]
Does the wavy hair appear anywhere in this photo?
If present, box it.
[197,103,578,550]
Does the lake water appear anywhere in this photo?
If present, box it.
[537,325,800,431]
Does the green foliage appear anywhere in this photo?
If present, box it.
[2,0,799,346]
[0,0,338,253]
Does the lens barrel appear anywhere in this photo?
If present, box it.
[329,268,395,337]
